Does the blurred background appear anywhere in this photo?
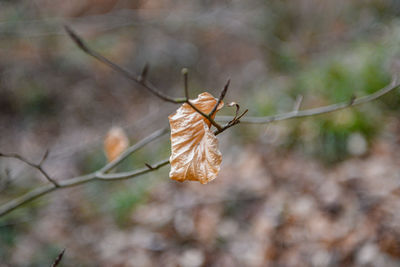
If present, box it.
[1,0,400,266]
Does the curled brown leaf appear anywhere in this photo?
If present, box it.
[169,92,223,184]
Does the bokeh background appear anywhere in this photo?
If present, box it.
[1,0,400,266]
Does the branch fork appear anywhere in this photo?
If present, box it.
[182,71,247,135]
[0,150,59,187]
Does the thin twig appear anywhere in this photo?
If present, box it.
[293,95,303,113]
[216,78,400,124]
[65,25,238,132]
[186,100,223,131]
[182,68,189,99]
[236,109,249,121]
[99,127,169,173]
[39,149,49,165]
[214,109,248,135]
[0,158,170,217]
[96,159,169,180]
[1,78,397,217]
[0,183,60,217]
[0,151,60,187]
[209,79,230,118]
[228,102,240,120]
[138,63,149,83]
[64,26,186,104]
[0,73,394,217]
[145,163,154,170]
[0,66,398,218]
[0,127,169,217]
[180,71,224,131]
[51,249,65,267]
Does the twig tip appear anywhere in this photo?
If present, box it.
[139,64,149,82]
[64,25,89,53]
[51,248,66,267]
[181,68,188,75]
[145,163,154,170]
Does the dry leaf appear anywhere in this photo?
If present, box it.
[169,92,223,184]
[104,126,129,162]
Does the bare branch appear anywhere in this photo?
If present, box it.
[236,109,249,121]
[186,100,223,131]
[1,45,397,218]
[214,109,248,135]
[99,127,169,173]
[0,158,170,217]
[96,159,169,180]
[2,77,397,217]
[64,25,186,104]
[185,78,245,135]
[0,127,169,217]
[0,183,58,217]
[216,78,400,124]
[212,97,248,135]
[0,151,59,187]
[179,70,224,131]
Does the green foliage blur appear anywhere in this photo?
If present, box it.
[249,27,400,163]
